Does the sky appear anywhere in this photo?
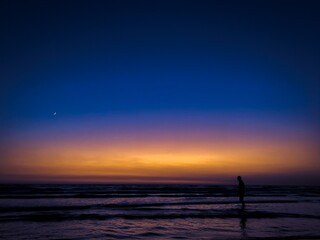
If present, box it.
[0,0,319,184]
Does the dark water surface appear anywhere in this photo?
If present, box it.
[0,184,319,239]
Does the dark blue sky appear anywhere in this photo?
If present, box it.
[1,0,319,126]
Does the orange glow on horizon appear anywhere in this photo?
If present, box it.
[1,122,318,184]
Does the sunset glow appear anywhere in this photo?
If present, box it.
[1,114,318,184]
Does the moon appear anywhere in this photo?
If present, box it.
[53,112,57,116]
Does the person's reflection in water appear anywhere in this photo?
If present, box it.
[239,206,248,239]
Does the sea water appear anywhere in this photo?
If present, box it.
[0,184,319,239]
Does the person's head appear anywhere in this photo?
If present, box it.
[237,176,242,181]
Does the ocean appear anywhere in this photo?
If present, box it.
[0,184,319,239]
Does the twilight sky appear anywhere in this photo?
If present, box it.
[0,0,319,184]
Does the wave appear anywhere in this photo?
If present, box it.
[0,193,318,199]
[1,210,319,222]
[1,184,319,199]
[0,199,302,213]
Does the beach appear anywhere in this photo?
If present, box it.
[0,184,319,239]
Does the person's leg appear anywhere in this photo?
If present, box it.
[240,194,245,207]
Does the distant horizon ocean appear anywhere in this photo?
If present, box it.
[0,184,319,239]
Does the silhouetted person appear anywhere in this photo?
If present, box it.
[237,176,245,207]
